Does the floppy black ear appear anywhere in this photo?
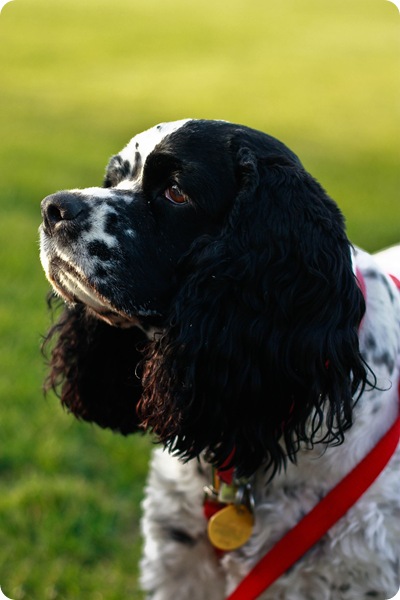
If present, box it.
[140,148,368,477]
[43,299,145,434]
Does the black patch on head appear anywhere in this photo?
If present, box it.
[87,240,114,261]
[142,152,182,195]
[139,121,370,478]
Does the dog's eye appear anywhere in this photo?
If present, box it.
[164,184,189,205]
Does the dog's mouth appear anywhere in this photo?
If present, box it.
[48,258,139,328]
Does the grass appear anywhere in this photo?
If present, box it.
[0,0,398,598]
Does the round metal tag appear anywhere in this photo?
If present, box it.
[207,504,254,551]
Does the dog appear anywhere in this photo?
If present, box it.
[39,119,400,599]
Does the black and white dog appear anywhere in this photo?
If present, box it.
[40,119,400,599]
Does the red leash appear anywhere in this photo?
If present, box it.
[225,273,400,600]
[226,395,400,599]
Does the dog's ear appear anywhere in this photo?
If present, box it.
[43,300,145,434]
[140,148,368,477]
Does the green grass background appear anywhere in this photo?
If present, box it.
[0,0,398,598]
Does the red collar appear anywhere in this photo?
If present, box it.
[208,271,400,600]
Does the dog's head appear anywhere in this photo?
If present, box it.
[40,119,368,477]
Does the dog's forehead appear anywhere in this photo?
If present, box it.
[118,119,191,168]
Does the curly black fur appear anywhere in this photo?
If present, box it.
[139,150,368,477]
[42,297,145,434]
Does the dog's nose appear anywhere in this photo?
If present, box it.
[41,192,83,235]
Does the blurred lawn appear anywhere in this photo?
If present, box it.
[0,0,398,598]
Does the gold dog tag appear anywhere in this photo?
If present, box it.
[208,504,254,551]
